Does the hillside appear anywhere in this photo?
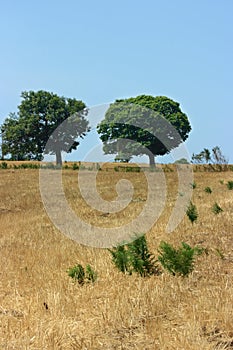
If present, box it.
[0,165,233,349]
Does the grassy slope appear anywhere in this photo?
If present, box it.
[0,167,233,349]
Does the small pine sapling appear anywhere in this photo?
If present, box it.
[158,241,203,276]
[227,181,233,190]
[186,201,198,224]
[204,186,212,194]
[212,202,223,214]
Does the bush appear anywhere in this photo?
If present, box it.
[41,163,58,169]
[72,162,79,170]
[0,161,8,169]
[204,186,212,194]
[67,263,97,284]
[19,163,40,169]
[108,235,160,277]
[125,166,140,173]
[174,158,189,164]
[186,201,198,224]
[190,181,197,189]
[212,202,223,214]
[109,245,131,274]
[227,181,233,190]
[85,264,98,283]
[158,241,203,276]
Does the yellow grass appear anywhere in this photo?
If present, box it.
[0,165,233,349]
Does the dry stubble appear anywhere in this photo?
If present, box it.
[0,166,233,349]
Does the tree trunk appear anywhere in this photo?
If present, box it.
[55,148,62,167]
[148,152,155,168]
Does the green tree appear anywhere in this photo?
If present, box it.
[1,113,31,160]
[192,146,227,166]
[211,146,228,165]
[192,148,211,164]
[97,95,191,167]
[1,91,90,165]
[174,157,189,164]
[203,148,212,163]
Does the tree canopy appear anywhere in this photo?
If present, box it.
[1,90,90,164]
[191,146,228,165]
[97,95,192,166]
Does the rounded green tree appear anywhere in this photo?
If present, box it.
[1,90,90,165]
[97,95,191,167]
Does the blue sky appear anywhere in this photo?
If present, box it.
[0,0,232,163]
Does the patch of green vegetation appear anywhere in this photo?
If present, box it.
[186,201,198,224]
[72,162,79,170]
[158,241,203,276]
[227,181,233,190]
[204,186,212,194]
[67,263,97,284]
[212,202,223,215]
[108,235,160,277]
[0,161,8,169]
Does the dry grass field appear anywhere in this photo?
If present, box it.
[0,163,233,349]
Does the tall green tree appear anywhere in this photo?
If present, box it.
[1,91,90,165]
[97,95,192,166]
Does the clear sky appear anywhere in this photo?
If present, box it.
[0,0,232,163]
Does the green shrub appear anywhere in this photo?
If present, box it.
[125,166,140,172]
[108,235,160,277]
[127,235,159,276]
[67,263,97,284]
[227,181,233,190]
[174,158,189,164]
[204,186,212,194]
[18,163,40,169]
[85,264,98,283]
[0,161,8,169]
[72,162,79,170]
[158,241,203,276]
[108,245,131,274]
[190,181,197,189]
[212,202,223,214]
[186,201,198,224]
[41,163,58,169]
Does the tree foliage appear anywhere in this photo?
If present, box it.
[1,90,90,164]
[97,95,191,166]
[192,146,228,165]
[174,157,190,164]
